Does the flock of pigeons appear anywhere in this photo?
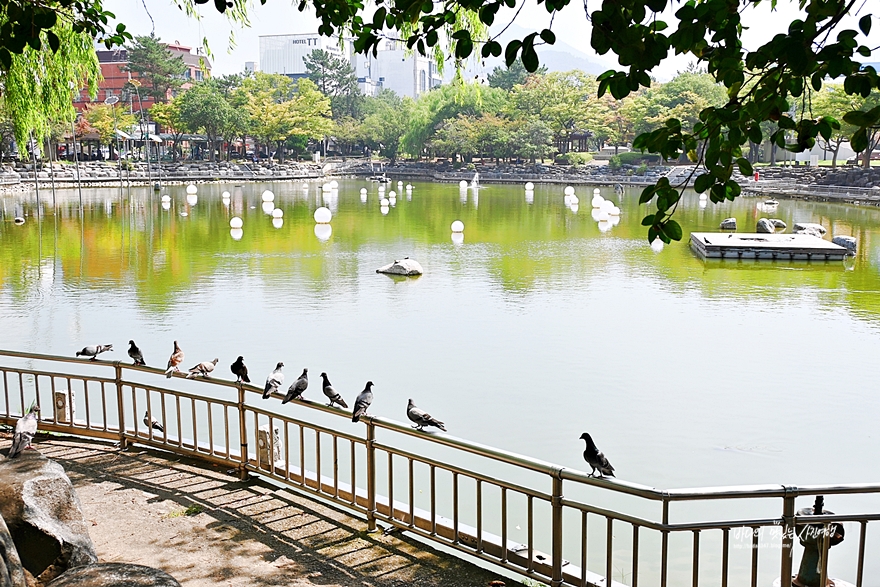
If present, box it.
[10,341,616,479]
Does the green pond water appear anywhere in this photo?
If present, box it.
[1,179,879,583]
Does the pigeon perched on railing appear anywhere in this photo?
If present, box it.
[143,411,164,432]
[282,368,308,404]
[406,399,446,431]
[186,358,218,379]
[351,381,374,423]
[231,356,250,383]
[263,362,284,399]
[8,404,40,458]
[128,340,146,365]
[76,344,113,361]
[320,372,347,408]
[164,341,185,378]
[580,432,615,478]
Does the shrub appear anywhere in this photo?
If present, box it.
[558,152,593,166]
[636,162,648,175]
[608,155,622,171]
[616,151,661,165]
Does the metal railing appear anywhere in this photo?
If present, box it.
[0,349,877,587]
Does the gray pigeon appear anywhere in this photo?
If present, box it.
[580,432,615,478]
[406,399,446,431]
[351,381,374,423]
[8,404,40,458]
[263,362,284,399]
[282,368,308,404]
[186,358,218,379]
[320,372,347,408]
[128,340,145,365]
[76,344,113,361]
[164,341,184,378]
[143,411,164,432]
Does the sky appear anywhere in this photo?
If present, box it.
[104,0,878,81]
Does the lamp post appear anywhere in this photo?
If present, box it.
[104,95,123,193]
[127,80,154,189]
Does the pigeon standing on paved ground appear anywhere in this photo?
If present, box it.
[128,340,146,365]
[406,399,446,431]
[164,341,185,378]
[8,404,40,458]
[76,344,113,361]
[263,362,284,399]
[320,372,347,408]
[351,381,374,423]
[231,356,250,383]
[143,411,164,432]
[282,368,308,404]
[187,358,218,379]
[580,432,615,478]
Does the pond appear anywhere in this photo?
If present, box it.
[1,178,879,582]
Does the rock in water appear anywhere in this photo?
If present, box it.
[376,258,423,276]
[770,219,787,229]
[0,513,26,587]
[796,227,824,238]
[793,222,827,235]
[47,563,182,587]
[832,235,857,252]
[756,218,775,233]
[0,452,97,584]
[720,218,737,230]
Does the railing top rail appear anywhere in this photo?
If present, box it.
[3,348,880,502]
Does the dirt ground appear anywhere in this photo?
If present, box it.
[3,434,513,587]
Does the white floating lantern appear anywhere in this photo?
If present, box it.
[564,186,575,196]
[314,207,332,223]
[230,228,243,241]
[230,217,243,229]
[380,205,390,215]
[262,201,275,214]
[570,195,579,205]
[222,191,230,199]
[186,184,197,194]
[564,195,572,205]
[301,183,309,190]
[261,190,275,202]
[651,239,664,252]
[451,232,464,246]
[591,208,602,221]
[389,196,397,206]
[186,194,198,206]
[161,202,171,211]
[360,193,368,203]
[598,220,612,232]
[598,210,610,221]
[592,195,605,208]
[380,198,390,206]
[272,218,283,229]
[459,180,468,189]
[179,211,188,217]
[611,215,620,226]
[389,190,396,198]
[593,188,601,195]
[601,199,614,212]
[329,180,339,189]
[314,224,332,241]
[699,192,708,200]
[272,208,283,218]
[322,183,331,192]
[451,220,465,233]
[525,182,535,190]
[406,184,413,191]
[360,188,368,195]
[571,203,579,213]
[610,206,620,215]
[397,180,403,186]
[161,194,171,202]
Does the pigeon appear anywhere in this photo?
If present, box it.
[263,362,284,399]
[8,404,40,458]
[164,341,185,378]
[282,368,308,404]
[143,411,164,432]
[406,399,446,431]
[76,344,113,361]
[580,432,615,478]
[351,381,374,423]
[320,372,347,408]
[128,340,145,365]
[231,356,250,383]
[186,358,218,379]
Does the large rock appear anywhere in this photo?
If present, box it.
[0,512,26,587]
[770,219,787,229]
[793,222,827,235]
[832,235,857,252]
[376,257,424,276]
[0,452,97,585]
[756,218,775,233]
[796,227,825,238]
[47,564,181,587]
[720,218,737,230]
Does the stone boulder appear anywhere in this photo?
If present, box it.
[376,258,423,276]
[756,218,775,233]
[0,452,97,585]
[796,227,825,238]
[832,235,857,252]
[720,218,737,230]
[793,222,827,235]
[47,564,181,587]
[770,219,787,229]
[0,512,26,587]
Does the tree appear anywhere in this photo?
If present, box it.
[150,99,188,161]
[82,103,136,158]
[177,82,234,161]
[126,34,187,103]
[360,90,411,161]
[303,49,363,119]
[488,60,546,91]
[508,71,595,152]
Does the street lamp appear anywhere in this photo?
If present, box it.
[104,95,123,190]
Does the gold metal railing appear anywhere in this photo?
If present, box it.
[0,349,877,587]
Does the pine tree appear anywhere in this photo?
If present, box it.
[126,34,187,103]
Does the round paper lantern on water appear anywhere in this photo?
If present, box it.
[161,195,171,202]
[314,207,332,223]
[525,182,535,190]
[610,206,620,215]
[593,188,601,195]
[406,184,413,190]
[360,188,367,195]
[564,186,575,196]
[389,190,396,198]
[261,190,275,202]
[230,217,243,229]
[380,198,390,206]
[459,180,468,189]
[451,220,465,233]
[186,184,197,194]
[598,210,610,221]
[601,199,614,213]
[272,208,283,218]
[591,195,605,208]
[329,180,338,189]
[221,191,230,199]
[651,239,665,252]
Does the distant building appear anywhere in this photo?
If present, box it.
[259,34,351,78]
[354,40,441,99]
[244,61,257,73]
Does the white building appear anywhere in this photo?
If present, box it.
[259,34,351,78]
[355,39,441,99]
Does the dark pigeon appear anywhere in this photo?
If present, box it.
[143,411,164,432]
[8,405,40,458]
[406,399,446,431]
[282,368,308,404]
[351,381,374,423]
[580,432,615,478]
[320,372,347,408]
[128,340,146,365]
[263,362,284,399]
[231,356,250,383]
[76,344,113,361]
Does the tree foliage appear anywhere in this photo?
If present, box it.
[488,60,547,91]
[126,34,187,103]
[176,81,234,161]
[303,49,363,119]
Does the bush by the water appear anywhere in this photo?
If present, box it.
[616,151,661,165]
[557,152,593,166]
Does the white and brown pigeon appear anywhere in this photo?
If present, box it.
[186,358,218,379]
[164,341,185,378]
[76,344,113,361]
[8,404,40,458]
[143,411,164,432]
[263,362,284,399]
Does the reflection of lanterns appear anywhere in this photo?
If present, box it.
[389,190,396,198]
[272,208,283,218]
[571,204,579,213]
[451,220,464,232]
[360,193,367,203]
[459,180,468,189]
[322,183,331,192]
[314,224,332,241]
[593,188,600,195]
[564,195,572,206]
[525,182,534,190]
[389,196,397,207]
[329,180,339,189]
[302,182,309,190]
[651,239,664,252]
[598,220,612,232]
[451,232,464,245]
[262,201,275,214]
[314,207,332,223]
[230,228,243,240]
[261,190,275,202]
[186,184,197,194]
[570,195,579,205]
[272,218,283,229]
[564,186,575,196]
[186,194,198,206]
[380,198,389,206]
[525,191,534,204]
[161,202,170,211]
[610,215,620,226]
[230,217,243,229]
[380,205,389,215]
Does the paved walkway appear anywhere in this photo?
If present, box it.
[24,436,507,587]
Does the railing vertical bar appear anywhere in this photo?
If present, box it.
[175,395,182,448]
[605,517,613,587]
[751,526,759,587]
[661,499,669,587]
[269,415,276,476]
[333,434,339,498]
[191,398,198,453]
[477,479,484,554]
[2,370,9,417]
[780,493,796,587]
[818,523,831,587]
[237,384,247,480]
[299,425,305,487]
[208,400,215,456]
[34,373,41,419]
[349,438,356,505]
[82,378,90,428]
[131,386,138,438]
[316,429,322,492]
[160,391,167,443]
[253,410,260,470]
[552,474,563,587]
[99,379,107,431]
[430,465,437,535]
[501,486,507,562]
[408,458,414,527]
[452,471,459,544]
[366,420,376,531]
[114,364,125,447]
[581,512,588,586]
[49,376,57,424]
[526,494,533,572]
[632,523,639,587]
[284,420,290,481]
[856,520,866,587]
[146,389,154,441]
[387,452,394,520]
[692,530,699,587]
[18,371,24,414]
[721,528,729,587]
[224,405,230,458]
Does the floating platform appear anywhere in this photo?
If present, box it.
[690,232,849,261]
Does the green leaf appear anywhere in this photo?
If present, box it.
[539,29,556,44]
[521,45,539,72]
[504,40,521,67]
[46,30,60,53]
[693,173,712,193]
[641,214,655,226]
[859,14,872,36]
[736,157,753,177]
[662,219,683,241]
[852,127,868,152]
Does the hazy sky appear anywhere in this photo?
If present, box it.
[105,0,877,81]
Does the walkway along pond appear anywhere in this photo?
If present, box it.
[1,349,878,587]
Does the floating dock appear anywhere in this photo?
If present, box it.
[690,232,849,260]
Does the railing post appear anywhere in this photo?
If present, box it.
[551,470,564,587]
[660,498,669,587]
[237,383,248,481]
[114,362,127,450]
[780,487,798,587]
[366,417,377,531]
